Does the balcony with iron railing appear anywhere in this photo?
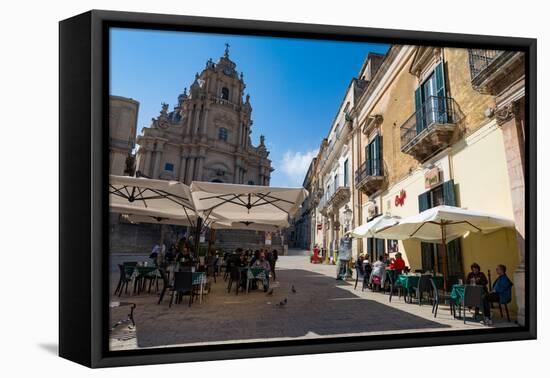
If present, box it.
[468,49,521,93]
[319,184,350,216]
[400,96,463,162]
[355,158,384,196]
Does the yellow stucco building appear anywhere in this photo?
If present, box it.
[346,45,522,317]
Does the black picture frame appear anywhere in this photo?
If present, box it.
[59,9,537,368]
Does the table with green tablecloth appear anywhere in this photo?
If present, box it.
[397,274,444,302]
[450,284,465,305]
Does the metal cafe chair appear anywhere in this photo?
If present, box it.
[413,275,432,306]
[114,264,132,297]
[169,272,194,308]
[354,264,366,291]
[429,278,454,318]
[157,268,172,305]
[387,272,404,303]
[461,285,484,324]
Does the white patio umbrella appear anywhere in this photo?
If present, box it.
[190,181,308,225]
[349,214,401,238]
[109,175,196,226]
[210,219,289,232]
[374,205,515,289]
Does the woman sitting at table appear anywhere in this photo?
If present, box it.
[466,263,489,290]
[389,252,406,283]
[370,256,386,290]
[481,264,513,325]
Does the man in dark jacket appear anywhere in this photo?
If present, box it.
[481,264,513,325]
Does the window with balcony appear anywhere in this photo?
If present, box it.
[400,61,463,162]
[365,135,382,177]
[355,134,384,196]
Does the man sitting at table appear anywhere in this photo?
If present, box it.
[389,252,406,282]
[481,264,513,325]
[250,251,271,292]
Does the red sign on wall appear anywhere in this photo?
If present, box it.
[394,189,406,207]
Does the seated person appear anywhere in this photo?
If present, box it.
[370,256,386,288]
[389,252,406,282]
[482,264,513,325]
[250,252,271,292]
[466,262,489,290]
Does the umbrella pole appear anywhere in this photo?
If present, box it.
[194,217,203,259]
[440,223,449,292]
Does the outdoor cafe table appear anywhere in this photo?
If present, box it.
[397,274,444,302]
[239,267,267,293]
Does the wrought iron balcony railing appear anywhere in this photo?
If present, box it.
[400,96,460,150]
[468,49,503,81]
[355,158,384,196]
[355,159,382,185]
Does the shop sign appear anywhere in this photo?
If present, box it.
[424,167,441,189]
[394,189,406,207]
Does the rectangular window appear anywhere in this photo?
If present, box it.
[366,134,382,176]
[164,163,174,172]
[418,179,463,281]
[343,159,349,187]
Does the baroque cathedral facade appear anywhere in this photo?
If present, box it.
[135,45,273,186]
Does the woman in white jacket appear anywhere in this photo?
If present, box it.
[370,256,386,289]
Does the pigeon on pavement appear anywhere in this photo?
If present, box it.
[291,285,296,293]
[277,298,288,306]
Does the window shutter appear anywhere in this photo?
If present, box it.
[374,134,382,176]
[414,86,424,134]
[418,191,430,212]
[366,238,373,256]
[442,179,456,206]
[434,62,448,123]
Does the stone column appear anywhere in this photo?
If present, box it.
[185,154,195,185]
[200,107,209,141]
[193,107,202,137]
[142,147,153,177]
[497,100,525,325]
[178,146,188,182]
[196,147,206,181]
[185,104,194,137]
[151,140,165,179]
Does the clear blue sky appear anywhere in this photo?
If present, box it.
[110,28,389,187]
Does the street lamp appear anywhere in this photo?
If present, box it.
[343,204,352,231]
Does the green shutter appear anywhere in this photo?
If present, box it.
[418,191,430,212]
[434,62,448,123]
[415,86,424,134]
[375,134,382,176]
[442,179,456,206]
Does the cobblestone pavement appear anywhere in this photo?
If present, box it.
[109,249,516,350]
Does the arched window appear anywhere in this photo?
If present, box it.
[218,127,228,141]
[221,87,229,100]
